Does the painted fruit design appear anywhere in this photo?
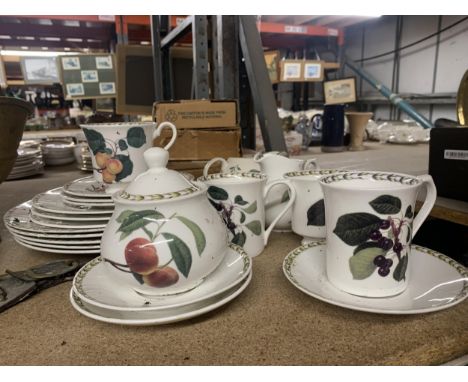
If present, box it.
[333,195,413,282]
[82,126,148,184]
[206,185,261,247]
[105,209,206,288]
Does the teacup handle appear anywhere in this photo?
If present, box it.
[304,158,319,170]
[412,175,437,236]
[203,157,228,177]
[263,179,296,244]
[153,122,177,150]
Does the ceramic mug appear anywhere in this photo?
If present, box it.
[198,172,296,257]
[203,157,260,177]
[319,171,437,298]
[284,169,345,243]
[254,151,319,231]
[80,122,157,192]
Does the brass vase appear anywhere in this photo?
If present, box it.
[346,112,373,151]
[0,97,34,183]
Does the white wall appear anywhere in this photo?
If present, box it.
[344,15,468,122]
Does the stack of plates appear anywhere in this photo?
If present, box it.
[62,176,114,207]
[42,140,76,166]
[6,147,45,180]
[74,144,93,172]
[4,177,115,254]
[70,243,252,325]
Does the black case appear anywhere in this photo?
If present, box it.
[428,127,468,202]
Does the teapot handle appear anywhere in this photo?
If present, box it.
[263,179,296,245]
[203,157,228,177]
[153,122,177,150]
[304,158,319,170]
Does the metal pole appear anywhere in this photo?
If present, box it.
[150,15,164,101]
[345,56,434,129]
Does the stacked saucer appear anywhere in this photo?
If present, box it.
[4,177,115,255]
[62,176,114,208]
[70,243,252,325]
[41,140,76,166]
[282,241,468,315]
[6,147,45,180]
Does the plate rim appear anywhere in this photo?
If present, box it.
[62,176,112,198]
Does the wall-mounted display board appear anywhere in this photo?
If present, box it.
[116,45,155,115]
[20,56,60,85]
[59,54,116,100]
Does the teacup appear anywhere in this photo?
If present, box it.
[284,169,344,243]
[80,122,157,192]
[198,172,296,257]
[319,171,437,298]
[203,157,260,177]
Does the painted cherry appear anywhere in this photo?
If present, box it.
[124,237,159,275]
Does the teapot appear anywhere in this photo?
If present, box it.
[100,122,228,297]
[254,151,318,230]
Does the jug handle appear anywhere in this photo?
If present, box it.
[412,175,437,236]
[253,152,264,162]
[153,122,177,151]
[203,157,228,177]
[304,158,319,170]
[263,179,296,244]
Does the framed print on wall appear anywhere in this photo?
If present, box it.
[264,50,280,84]
[20,56,60,85]
[280,59,303,82]
[323,77,357,105]
[303,60,324,82]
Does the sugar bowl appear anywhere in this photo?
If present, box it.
[100,122,228,296]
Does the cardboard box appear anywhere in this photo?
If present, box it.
[153,99,238,129]
[154,127,241,161]
[429,127,468,202]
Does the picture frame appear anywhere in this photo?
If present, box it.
[264,50,280,84]
[66,83,85,96]
[95,56,113,69]
[303,60,324,82]
[280,59,303,82]
[62,57,80,70]
[81,70,99,83]
[99,82,116,95]
[20,56,60,85]
[323,77,357,105]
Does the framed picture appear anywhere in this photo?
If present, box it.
[264,50,280,84]
[81,70,99,83]
[303,60,324,82]
[95,56,113,69]
[99,82,116,95]
[323,77,357,105]
[66,83,85,96]
[280,60,303,82]
[62,57,80,70]
[20,57,60,84]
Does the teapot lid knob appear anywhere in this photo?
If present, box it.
[144,147,169,169]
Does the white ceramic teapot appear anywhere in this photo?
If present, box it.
[254,151,318,231]
[100,122,228,297]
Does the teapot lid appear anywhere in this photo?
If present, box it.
[115,122,201,203]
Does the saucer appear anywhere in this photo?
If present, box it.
[70,271,252,325]
[283,241,468,314]
[32,188,114,215]
[62,176,111,198]
[31,207,111,222]
[16,238,100,254]
[14,236,100,250]
[73,243,251,312]
[10,232,100,245]
[30,213,107,229]
[63,198,115,208]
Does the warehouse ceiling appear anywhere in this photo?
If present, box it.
[259,15,379,28]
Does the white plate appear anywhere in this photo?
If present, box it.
[63,176,112,198]
[62,194,113,203]
[73,244,251,312]
[30,213,107,229]
[6,225,103,239]
[31,207,111,222]
[15,236,100,250]
[283,241,468,315]
[63,199,115,208]
[10,232,101,245]
[14,238,101,254]
[32,188,114,215]
[3,202,106,234]
[70,271,252,325]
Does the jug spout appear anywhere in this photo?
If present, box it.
[253,151,287,163]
